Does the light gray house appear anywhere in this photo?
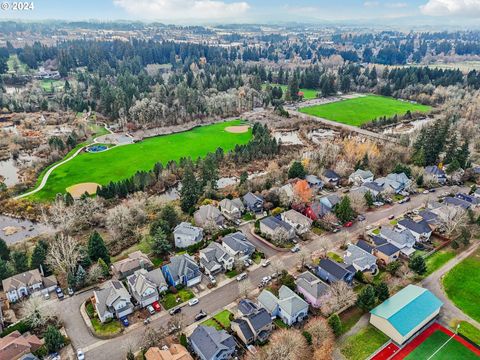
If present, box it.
[295,271,329,308]
[2,269,57,303]
[194,205,225,228]
[221,232,255,261]
[126,268,167,308]
[379,227,416,257]
[343,244,378,274]
[281,209,313,235]
[375,173,412,194]
[219,198,244,220]
[173,222,204,249]
[259,216,295,241]
[231,307,273,345]
[94,280,133,323]
[319,194,341,209]
[199,242,234,275]
[257,285,309,326]
[189,325,236,360]
[349,169,374,186]
[111,251,154,279]
[397,218,432,241]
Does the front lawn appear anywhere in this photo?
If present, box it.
[91,318,122,336]
[225,270,238,278]
[340,325,389,360]
[372,228,380,235]
[202,310,233,330]
[443,248,480,322]
[311,226,325,235]
[423,249,456,276]
[327,252,343,263]
[242,212,255,221]
[161,288,195,310]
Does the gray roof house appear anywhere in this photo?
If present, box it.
[111,251,154,279]
[305,175,324,189]
[418,210,440,225]
[360,181,385,197]
[2,269,57,303]
[295,271,329,308]
[199,242,234,275]
[162,254,202,287]
[173,222,204,249]
[315,258,354,285]
[259,216,295,241]
[343,244,378,274]
[93,280,133,323]
[323,169,340,186]
[257,285,309,326]
[425,166,447,184]
[221,232,255,260]
[444,196,471,209]
[194,205,225,228]
[126,268,167,308]
[320,194,341,209]
[243,192,264,213]
[349,169,374,186]
[231,307,273,345]
[189,325,236,360]
[373,243,401,265]
[379,227,416,256]
[219,198,245,220]
[375,173,412,194]
[280,209,313,235]
[397,218,432,241]
[237,298,260,317]
[356,239,374,253]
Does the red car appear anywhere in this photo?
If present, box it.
[344,221,353,227]
[152,301,162,312]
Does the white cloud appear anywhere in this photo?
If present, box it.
[364,1,380,7]
[387,2,408,8]
[113,0,250,21]
[421,0,480,17]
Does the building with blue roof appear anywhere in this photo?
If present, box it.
[369,284,443,344]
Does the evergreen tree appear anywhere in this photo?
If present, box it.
[75,265,87,289]
[44,326,65,353]
[0,238,10,261]
[87,231,110,265]
[357,285,377,311]
[288,161,306,179]
[150,229,172,256]
[98,258,110,277]
[409,254,427,275]
[180,164,200,213]
[392,164,412,178]
[328,313,343,337]
[374,282,390,302]
[0,259,12,281]
[364,191,374,208]
[335,196,355,223]
[159,205,179,232]
[239,171,248,185]
[30,240,49,272]
[11,251,29,273]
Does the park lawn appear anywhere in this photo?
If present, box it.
[443,248,480,322]
[340,325,389,360]
[202,310,233,330]
[456,321,480,345]
[91,318,122,336]
[29,120,252,201]
[161,288,195,310]
[423,249,456,276]
[299,95,431,126]
[262,83,318,100]
[404,330,478,360]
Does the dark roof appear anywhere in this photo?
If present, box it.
[364,181,384,193]
[444,196,471,209]
[247,308,272,332]
[260,216,293,232]
[372,235,387,246]
[238,299,259,316]
[324,169,340,180]
[243,192,263,205]
[310,201,331,217]
[425,166,446,177]
[418,210,438,223]
[318,258,352,279]
[189,325,236,360]
[398,218,431,234]
[356,239,373,254]
[376,243,401,256]
[233,319,254,341]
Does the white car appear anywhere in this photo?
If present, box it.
[147,305,155,315]
[77,349,85,360]
[208,274,216,284]
[261,259,271,267]
[236,272,248,281]
[188,298,199,306]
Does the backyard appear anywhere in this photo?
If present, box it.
[299,95,431,126]
[201,310,233,330]
[340,325,389,360]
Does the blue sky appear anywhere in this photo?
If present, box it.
[2,0,480,25]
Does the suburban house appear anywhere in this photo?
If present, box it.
[456,193,480,207]
[173,222,204,249]
[373,241,401,265]
[356,239,374,254]
[315,258,354,285]
[295,271,329,308]
[322,169,340,186]
[370,285,443,344]
[231,307,273,345]
[0,330,43,360]
[237,298,261,317]
[355,181,384,198]
[259,216,295,241]
[319,194,341,209]
[145,344,193,360]
[305,201,332,221]
[93,280,134,323]
[199,242,234,275]
[443,196,471,209]
[2,269,57,303]
[189,325,236,360]
[281,209,313,235]
[418,210,440,225]
[194,205,225,228]
[257,286,309,326]
[343,244,378,274]
[279,183,295,204]
[221,232,255,261]
[375,172,412,194]
[162,254,202,287]
[379,227,416,257]
[111,251,154,279]
[218,198,245,220]
[243,192,264,213]
[349,169,374,186]
[425,165,447,184]
[305,174,324,190]
[396,218,432,241]
[127,268,167,308]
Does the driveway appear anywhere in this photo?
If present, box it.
[239,223,280,258]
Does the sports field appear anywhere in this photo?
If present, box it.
[299,95,431,126]
[262,83,318,100]
[29,120,252,200]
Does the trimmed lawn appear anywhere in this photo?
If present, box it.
[340,325,389,360]
[40,79,64,93]
[91,318,122,336]
[327,252,343,263]
[424,249,456,276]
[456,321,480,346]
[28,120,252,200]
[202,310,233,330]
[274,318,288,329]
[161,288,195,310]
[111,237,152,262]
[443,248,480,322]
[299,95,431,127]
[225,270,238,278]
[262,83,318,100]
[339,307,365,336]
[404,330,478,360]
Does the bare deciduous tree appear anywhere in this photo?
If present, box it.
[436,205,468,237]
[250,328,311,360]
[305,317,335,360]
[320,281,357,316]
[46,234,82,277]
[21,296,55,328]
[238,278,253,299]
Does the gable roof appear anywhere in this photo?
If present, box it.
[277,286,309,317]
[173,222,203,239]
[246,307,272,332]
[194,205,223,224]
[425,165,446,177]
[127,268,167,297]
[243,192,263,206]
[375,243,401,256]
[363,181,384,194]
[380,227,416,248]
[112,251,153,276]
[222,232,255,255]
[94,280,131,318]
[350,169,374,180]
[344,244,377,269]
[0,331,42,360]
[238,299,259,316]
[189,325,235,360]
[166,254,199,282]
[372,235,388,246]
[370,285,442,336]
[418,210,439,224]
[444,196,471,209]
[397,218,431,234]
[318,258,353,279]
[356,240,374,253]
[309,201,332,217]
[219,198,244,212]
[232,318,254,341]
[260,216,293,232]
[295,271,329,298]
[2,269,43,292]
[200,242,232,271]
[281,209,313,227]
[324,169,340,180]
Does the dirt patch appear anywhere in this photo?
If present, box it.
[225,125,250,134]
[66,182,100,198]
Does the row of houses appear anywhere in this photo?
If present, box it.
[1,269,58,303]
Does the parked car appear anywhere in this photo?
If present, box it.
[120,316,129,327]
[147,305,155,315]
[262,259,271,267]
[152,301,161,312]
[188,298,199,306]
[208,274,216,284]
[429,189,436,193]
[236,272,248,281]
[56,287,65,300]
[413,243,426,250]
[291,245,300,253]
[423,190,430,194]
[388,215,395,220]
[332,228,340,233]
[194,310,207,321]
[77,349,85,360]
[271,272,279,278]
[243,259,251,267]
[169,307,182,315]
[262,276,272,284]
[358,215,366,221]
[344,221,353,227]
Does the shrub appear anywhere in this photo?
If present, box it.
[0,320,31,337]
[180,333,188,347]
[328,313,343,337]
[169,286,178,294]
[302,330,312,345]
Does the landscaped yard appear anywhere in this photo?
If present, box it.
[299,95,431,127]
[28,120,252,200]
[423,248,456,276]
[161,288,195,310]
[443,248,480,322]
[340,325,389,360]
[262,83,318,100]
[91,318,122,336]
[201,310,233,330]
[40,79,65,93]
[327,252,343,263]
[225,270,238,278]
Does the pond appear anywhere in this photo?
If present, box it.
[273,131,303,145]
[0,158,19,186]
[0,215,52,244]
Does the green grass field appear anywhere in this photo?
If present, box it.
[30,120,252,200]
[443,248,480,322]
[424,249,456,276]
[299,95,431,126]
[262,83,318,100]
[340,325,389,360]
[201,310,233,330]
[404,330,478,360]
[40,79,64,93]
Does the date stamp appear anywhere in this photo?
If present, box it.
[1,2,34,11]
